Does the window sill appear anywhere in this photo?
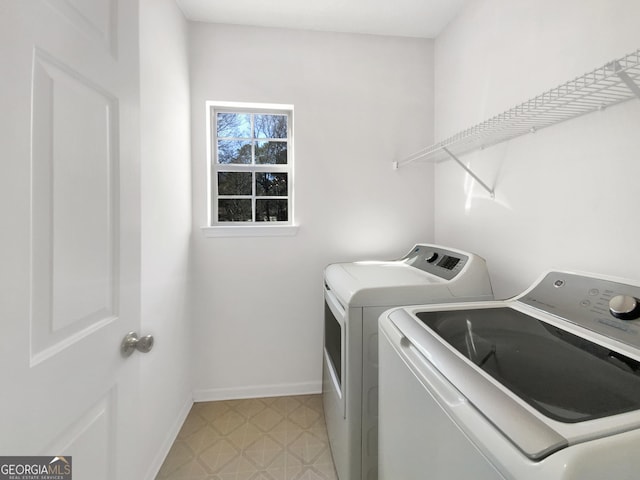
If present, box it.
[200,225,299,238]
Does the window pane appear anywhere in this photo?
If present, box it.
[256,172,288,196]
[255,141,287,165]
[217,113,251,138]
[210,105,293,226]
[256,199,288,222]
[254,114,287,139]
[217,140,252,164]
[218,199,252,222]
[218,172,252,195]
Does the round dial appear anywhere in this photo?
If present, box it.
[425,252,439,263]
[609,295,640,320]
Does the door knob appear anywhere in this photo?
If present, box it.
[121,331,154,357]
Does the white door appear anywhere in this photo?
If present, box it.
[0,1,143,479]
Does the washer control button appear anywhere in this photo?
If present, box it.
[609,295,640,320]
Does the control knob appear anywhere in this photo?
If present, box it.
[609,295,640,320]
[425,252,439,263]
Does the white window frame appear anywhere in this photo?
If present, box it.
[202,101,298,238]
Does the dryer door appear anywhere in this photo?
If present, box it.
[324,288,346,418]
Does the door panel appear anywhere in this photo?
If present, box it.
[0,1,141,478]
[31,50,120,361]
[42,391,117,480]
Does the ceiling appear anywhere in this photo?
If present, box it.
[176,0,470,38]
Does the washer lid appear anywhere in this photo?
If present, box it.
[389,307,568,461]
[395,302,640,461]
[418,307,640,425]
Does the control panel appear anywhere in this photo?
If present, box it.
[520,271,640,350]
[401,245,469,281]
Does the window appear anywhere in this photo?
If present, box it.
[206,102,295,235]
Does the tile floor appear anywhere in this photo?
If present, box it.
[156,395,338,480]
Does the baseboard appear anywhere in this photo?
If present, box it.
[192,381,322,403]
[143,395,193,480]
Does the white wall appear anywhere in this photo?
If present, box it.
[139,1,193,478]
[189,24,434,399]
[434,0,640,299]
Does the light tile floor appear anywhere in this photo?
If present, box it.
[156,395,338,480]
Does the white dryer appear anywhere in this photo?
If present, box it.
[379,270,640,480]
[322,244,493,480]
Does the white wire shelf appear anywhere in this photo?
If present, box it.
[394,49,640,196]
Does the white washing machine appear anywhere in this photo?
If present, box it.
[322,244,493,480]
[379,270,640,480]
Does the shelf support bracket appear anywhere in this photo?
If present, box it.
[442,147,495,199]
[618,71,640,100]
[610,61,640,100]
